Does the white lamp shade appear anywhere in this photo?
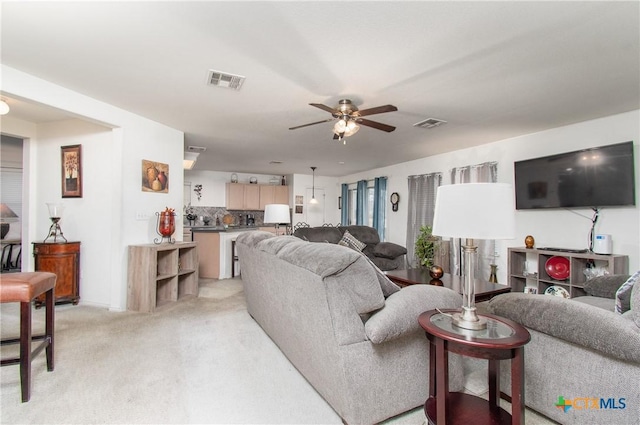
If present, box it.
[264,204,291,224]
[432,183,515,240]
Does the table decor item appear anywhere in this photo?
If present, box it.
[525,235,535,248]
[429,265,444,279]
[154,207,176,244]
[545,256,570,280]
[544,285,570,298]
[44,202,67,243]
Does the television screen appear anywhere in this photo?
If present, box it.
[514,141,636,210]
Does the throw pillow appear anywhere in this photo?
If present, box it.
[615,270,640,314]
[373,242,407,259]
[338,230,366,252]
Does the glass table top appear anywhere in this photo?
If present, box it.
[430,312,515,340]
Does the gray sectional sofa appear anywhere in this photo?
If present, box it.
[487,274,640,425]
[292,225,407,271]
[236,231,463,424]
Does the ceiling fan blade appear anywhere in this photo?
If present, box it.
[356,104,398,117]
[289,118,334,130]
[309,103,337,114]
[356,118,396,132]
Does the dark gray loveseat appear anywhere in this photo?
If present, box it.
[292,225,407,270]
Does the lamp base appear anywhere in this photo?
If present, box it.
[451,308,487,330]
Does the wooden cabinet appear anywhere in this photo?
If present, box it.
[33,242,81,306]
[508,247,628,298]
[192,231,220,279]
[244,184,260,210]
[259,185,289,209]
[127,242,198,312]
[227,183,288,211]
[226,183,245,210]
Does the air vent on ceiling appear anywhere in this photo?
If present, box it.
[207,69,245,90]
[187,145,207,153]
[269,161,283,165]
[413,118,447,129]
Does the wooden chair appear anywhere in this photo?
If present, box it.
[0,272,56,402]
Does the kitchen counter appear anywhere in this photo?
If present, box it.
[189,225,260,232]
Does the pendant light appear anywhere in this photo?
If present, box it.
[310,166,318,204]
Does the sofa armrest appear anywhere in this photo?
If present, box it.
[487,293,640,363]
[583,274,630,299]
[373,242,407,259]
[365,285,462,344]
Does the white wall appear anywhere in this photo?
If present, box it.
[341,110,640,280]
[2,65,184,311]
[290,173,339,226]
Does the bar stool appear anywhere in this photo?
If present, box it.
[0,272,56,402]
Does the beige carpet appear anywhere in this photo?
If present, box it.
[1,278,555,424]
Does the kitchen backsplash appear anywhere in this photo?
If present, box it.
[183,206,265,227]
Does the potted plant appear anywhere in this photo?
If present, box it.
[415,225,441,268]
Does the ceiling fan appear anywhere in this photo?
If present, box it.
[289,99,397,142]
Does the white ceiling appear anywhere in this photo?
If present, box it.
[1,1,638,176]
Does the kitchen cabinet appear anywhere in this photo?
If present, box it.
[244,184,260,210]
[259,185,289,209]
[33,242,81,307]
[227,183,288,211]
[193,231,221,278]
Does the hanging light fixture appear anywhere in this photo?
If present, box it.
[310,166,318,204]
[333,116,360,141]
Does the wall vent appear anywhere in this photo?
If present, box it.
[207,69,245,90]
[187,145,207,153]
[413,118,447,129]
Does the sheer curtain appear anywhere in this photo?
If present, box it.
[449,161,498,278]
[373,177,387,240]
[406,173,442,268]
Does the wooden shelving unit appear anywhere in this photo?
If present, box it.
[127,241,198,312]
[508,247,628,298]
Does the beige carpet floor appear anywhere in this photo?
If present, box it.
[1,278,556,424]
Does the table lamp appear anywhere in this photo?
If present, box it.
[264,204,291,236]
[432,183,515,330]
[0,204,19,239]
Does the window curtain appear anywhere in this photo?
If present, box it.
[449,161,498,279]
[406,172,442,268]
[373,177,387,240]
[356,180,368,225]
[340,183,349,226]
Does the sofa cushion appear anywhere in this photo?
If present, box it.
[583,274,630,299]
[373,242,407,259]
[365,285,462,344]
[338,230,366,252]
[371,256,400,271]
[340,225,381,245]
[632,276,640,328]
[236,230,276,247]
[616,271,640,314]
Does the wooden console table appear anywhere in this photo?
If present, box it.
[418,309,530,425]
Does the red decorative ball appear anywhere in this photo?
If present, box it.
[429,265,444,279]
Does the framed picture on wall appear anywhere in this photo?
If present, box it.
[295,195,303,205]
[295,205,303,214]
[61,145,82,198]
[142,159,169,193]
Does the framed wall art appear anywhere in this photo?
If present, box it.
[142,160,169,193]
[61,145,82,198]
[295,195,304,205]
[295,205,303,214]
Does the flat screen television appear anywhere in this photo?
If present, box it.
[514,141,636,210]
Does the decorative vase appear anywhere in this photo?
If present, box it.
[525,235,535,249]
[429,265,444,279]
[489,264,498,283]
[158,209,175,237]
[146,166,158,188]
[157,171,167,190]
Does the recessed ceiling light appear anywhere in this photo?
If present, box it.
[338,161,345,165]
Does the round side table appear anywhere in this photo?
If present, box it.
[418,309,531,425]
